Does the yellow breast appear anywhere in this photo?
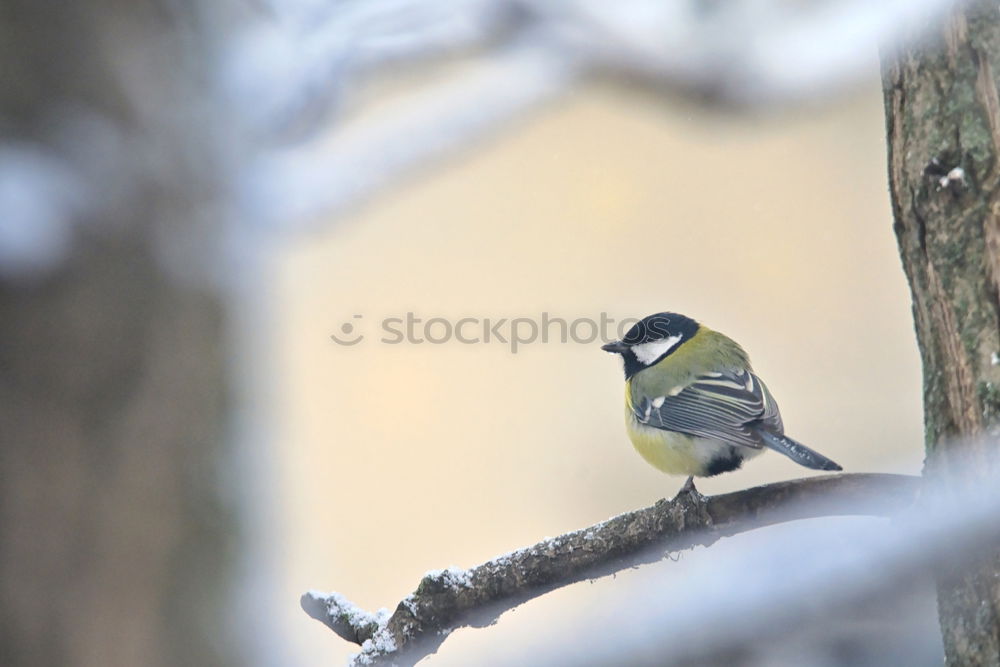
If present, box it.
[625,406,707,476]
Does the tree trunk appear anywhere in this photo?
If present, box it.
[0,3,238,666]
[882,2,1000,664]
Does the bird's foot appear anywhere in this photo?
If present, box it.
[673,475,713,527]
[679,476,697,495]
[675,475,706,503]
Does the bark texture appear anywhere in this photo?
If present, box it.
[0,3,238,666]
[882,3,1000,663]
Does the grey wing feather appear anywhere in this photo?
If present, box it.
[633,370,783,449]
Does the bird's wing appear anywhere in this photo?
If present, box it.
[632,369,782,449]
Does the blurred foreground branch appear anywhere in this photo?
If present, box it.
[0,0,962,276]
[240,0,958,229]
[302,473,919,666]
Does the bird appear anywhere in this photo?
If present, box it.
[601,312,841,492]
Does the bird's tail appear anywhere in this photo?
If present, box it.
[755,429,842,471]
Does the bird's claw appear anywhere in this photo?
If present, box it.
[675,476,706,503]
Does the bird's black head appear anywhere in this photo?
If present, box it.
[601,312,700,379]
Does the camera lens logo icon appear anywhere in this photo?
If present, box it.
[330,315,364,345]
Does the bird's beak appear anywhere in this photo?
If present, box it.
[601,340,629,354]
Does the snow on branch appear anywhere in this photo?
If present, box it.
[238,38,577,228]
[302,473,920,666]
[234,0,959,230]
[0,0,963,277]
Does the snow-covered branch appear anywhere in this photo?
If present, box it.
[0,0,963,278]
[302,473,920,666]
[235,0,958,231]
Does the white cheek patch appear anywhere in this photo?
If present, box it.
[631,334,683,365]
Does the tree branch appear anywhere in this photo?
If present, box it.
[302,472,920,666]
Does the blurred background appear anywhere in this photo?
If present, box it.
[274,80,925,665]
[0,1,938,666]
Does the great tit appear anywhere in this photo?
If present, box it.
[602,312,841,486]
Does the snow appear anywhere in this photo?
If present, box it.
[308,590,380,629]
[423,565,473,588]
[939,166,965,187]
[305,590,397,666]
[353,629,398,666]
[0,145,86,278]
